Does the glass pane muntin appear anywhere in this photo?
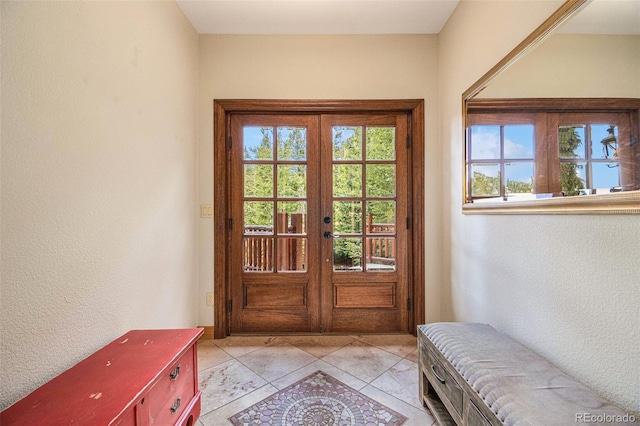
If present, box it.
[559,123,621,196]
[331,124,397,273]
[243,124,308,273]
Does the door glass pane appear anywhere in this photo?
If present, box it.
[505,162,534,196]
[243,236,273,272]
[366,164,395,197]
[333,238,362,272]
[366,237,396,271]
[470,164,500,197]
[504,125,534,159]
[244,127,273,160]
[244,165,273,197]
[559,126,585,159]
[277,202,306,234]
[333,165,362,197]
[277,165,307,198]
[277,238,306,272]
[277,127,307,161]
[244,202,273,233]
[560,162,586,196]
[470,126,500,160]
[333,126,362,160]
[333,201,362,234]
[592,125,618,160]
[366,201,395,233]
[366,127,395,160]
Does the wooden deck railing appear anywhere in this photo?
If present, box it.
[244,213,305,271]
[244,225,274,272]
[243,213,395,271]
[366,222,396,265]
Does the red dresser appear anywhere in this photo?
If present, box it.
[1,328,204,426]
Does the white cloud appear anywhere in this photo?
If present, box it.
[504,138,533,158]
[470,128,500,159]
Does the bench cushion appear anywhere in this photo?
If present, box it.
[419,322,636,426]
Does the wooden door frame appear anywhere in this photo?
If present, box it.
[213,99,425,339]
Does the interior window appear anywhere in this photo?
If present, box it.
[466,100,638,203]
[557,121,621,196]
[468,124,535,201]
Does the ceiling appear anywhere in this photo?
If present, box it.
[176,0,639,36]
[176,0,460,35]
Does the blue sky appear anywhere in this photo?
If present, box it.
[470,124,620,189]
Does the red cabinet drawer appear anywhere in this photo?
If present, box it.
[148,346,195,420]
[151,377,196,425]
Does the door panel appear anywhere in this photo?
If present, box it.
[230,113,408,333]
[230,115,320,333]
[334,283,396,307]
[320,114,409,333]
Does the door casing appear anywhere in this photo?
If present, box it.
[213,99,425,338]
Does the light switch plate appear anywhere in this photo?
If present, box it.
[200,205,213,218]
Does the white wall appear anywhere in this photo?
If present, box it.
[197,35,442,327]
[482,34,640,98]
[439,0,639,413]
[0,1,199,410]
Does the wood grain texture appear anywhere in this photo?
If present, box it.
[409,101,425,335]
[213,100,425,337]
[320,113,409,333]
[214,101,229,339]
[468,98,640,112]
[334,284,395,308]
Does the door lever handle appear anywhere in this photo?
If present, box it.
[323,231,341,239]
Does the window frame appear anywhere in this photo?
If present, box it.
[553,113,629,195]
[467,112,542,201]
[464,98,640,214]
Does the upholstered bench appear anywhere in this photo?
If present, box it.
[418,322,638,426]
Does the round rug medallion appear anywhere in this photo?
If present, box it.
[228,371,408,426]
[278,394,360,426]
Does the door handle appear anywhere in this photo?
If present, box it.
[323,231,341,239]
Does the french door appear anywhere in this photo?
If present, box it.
[230,114,322,332]
[229,112,409,334]
[320,115,409,333]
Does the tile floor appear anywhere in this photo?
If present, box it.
[195,334,436,426]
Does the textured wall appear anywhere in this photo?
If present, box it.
[0,1,199,409]
[197,34,442,326]
[438,0,640,413]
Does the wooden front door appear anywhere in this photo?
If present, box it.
[320,114,409,332]
[228,112,411,334]
[230,114,322,332]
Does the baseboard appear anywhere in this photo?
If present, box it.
[198,326,214,340]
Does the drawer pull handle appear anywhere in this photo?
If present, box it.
[430,364,446,384]
[170,397,181,414]
[170,364,181,380]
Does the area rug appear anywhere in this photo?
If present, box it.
[228,370,408,426]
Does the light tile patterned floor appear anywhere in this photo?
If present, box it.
[196,334,436,426]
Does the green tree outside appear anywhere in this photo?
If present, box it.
[244,125,397,268]
[559,126,585,196]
